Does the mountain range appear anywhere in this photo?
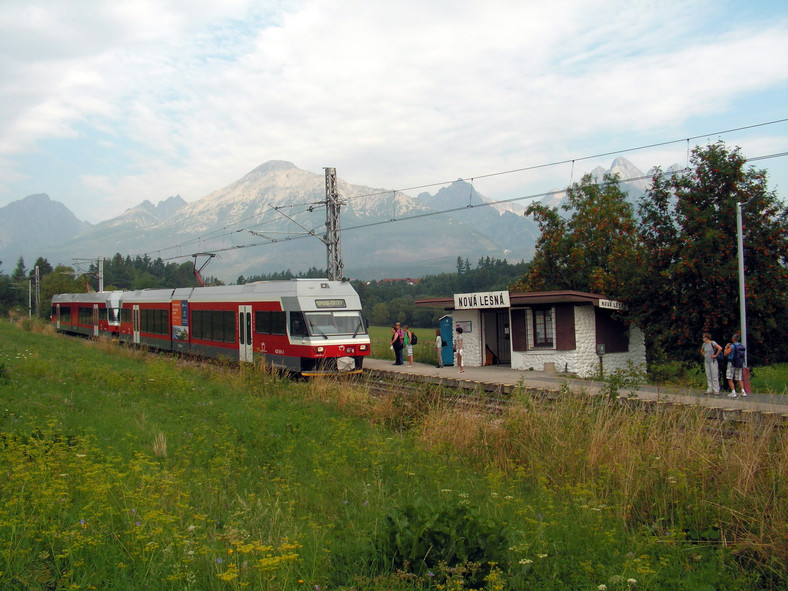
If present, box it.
[0,158,651,282]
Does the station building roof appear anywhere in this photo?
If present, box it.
[415,290,611,309]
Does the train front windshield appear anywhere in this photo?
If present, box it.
[304,311,366,337]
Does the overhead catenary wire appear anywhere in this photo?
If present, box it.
[114,118,788,263]
[339,118,788,202]
[139,149,788,263]
[158,147,788,262]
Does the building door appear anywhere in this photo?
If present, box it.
[496,309,511,364]
[481,309,511,365]
[238,305,253,363]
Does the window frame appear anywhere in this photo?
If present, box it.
[532,307,554,348]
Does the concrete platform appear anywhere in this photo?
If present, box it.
[363,358,788,419]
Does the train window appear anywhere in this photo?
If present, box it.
[191,310,239,343]
[140,308,169,335]
[271,311,286,334]
[192,310,206,340]
[255,311,286,335]
[303,311,366,336]
[290,312,309,337]
[79,306,93,325]
[223,311,235,342]
[255,311,269,333]
[61,307,71,323]
[121,308,131,323]
[211,311,224,342]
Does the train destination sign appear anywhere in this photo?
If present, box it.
[315,298,347,309]
[454,290,510,310]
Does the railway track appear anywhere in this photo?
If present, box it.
[359,369,787,436]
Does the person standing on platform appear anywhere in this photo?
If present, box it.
[403,324,414,366]
[700,332,722,395]
[455,326,464,373]
[724,333,746,398]
[435,328,444,368]
[390,323,404,365]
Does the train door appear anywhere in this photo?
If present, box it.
[93,304,99,337]
[238,305,253,363]
[55,305,61,330]
[133,305,141,344]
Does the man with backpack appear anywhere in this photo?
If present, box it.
[724,333,747,398]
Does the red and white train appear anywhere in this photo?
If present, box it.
[51,279,370,375]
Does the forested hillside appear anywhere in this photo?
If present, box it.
[352,257,530,328]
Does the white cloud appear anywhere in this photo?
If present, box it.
[0,0,786,221]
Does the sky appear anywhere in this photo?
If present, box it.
[0,0,786,223]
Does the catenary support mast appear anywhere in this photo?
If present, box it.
[324,167,344,281]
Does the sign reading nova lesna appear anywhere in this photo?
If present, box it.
[454,291,511,310]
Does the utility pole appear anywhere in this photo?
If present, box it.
[736,201,748,367]
[98,257,104,292]
[324,167,344,281]
[34,265,40,317]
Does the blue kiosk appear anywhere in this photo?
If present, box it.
[439,315,454,366]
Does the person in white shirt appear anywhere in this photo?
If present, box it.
[700,332,722,395]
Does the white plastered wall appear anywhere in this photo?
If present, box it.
[509,305,646,378]
[451,309,480,367]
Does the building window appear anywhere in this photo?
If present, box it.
[533,308,554,347]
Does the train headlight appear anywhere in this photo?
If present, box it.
[314,346,325,354]
[359,344,368,351]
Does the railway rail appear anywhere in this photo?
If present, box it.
[361,367,788,435]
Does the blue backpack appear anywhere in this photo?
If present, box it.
[728,343,746,368]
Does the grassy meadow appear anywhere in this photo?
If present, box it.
[1,320,786,590]
[368,326,441,366]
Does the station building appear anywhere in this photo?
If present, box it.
[417,290,646,378]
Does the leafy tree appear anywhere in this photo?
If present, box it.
[371,302,390,325]
[353,258,529,327]
[11,257,26,283]
[133,271,159,290]
[512,172,642,295]
[40,266,85,317]
[625,142,788,363]
[30,257,54,278]
[0,262,17,315]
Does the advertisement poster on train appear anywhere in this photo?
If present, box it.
[172,300,189,341]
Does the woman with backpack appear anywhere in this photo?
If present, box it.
[403,324,415,366]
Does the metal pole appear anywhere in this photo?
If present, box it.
[324,167,343,281]
[35,265,40,317]
[736,202,747,367]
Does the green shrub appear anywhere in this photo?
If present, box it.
[375,498,509,588]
